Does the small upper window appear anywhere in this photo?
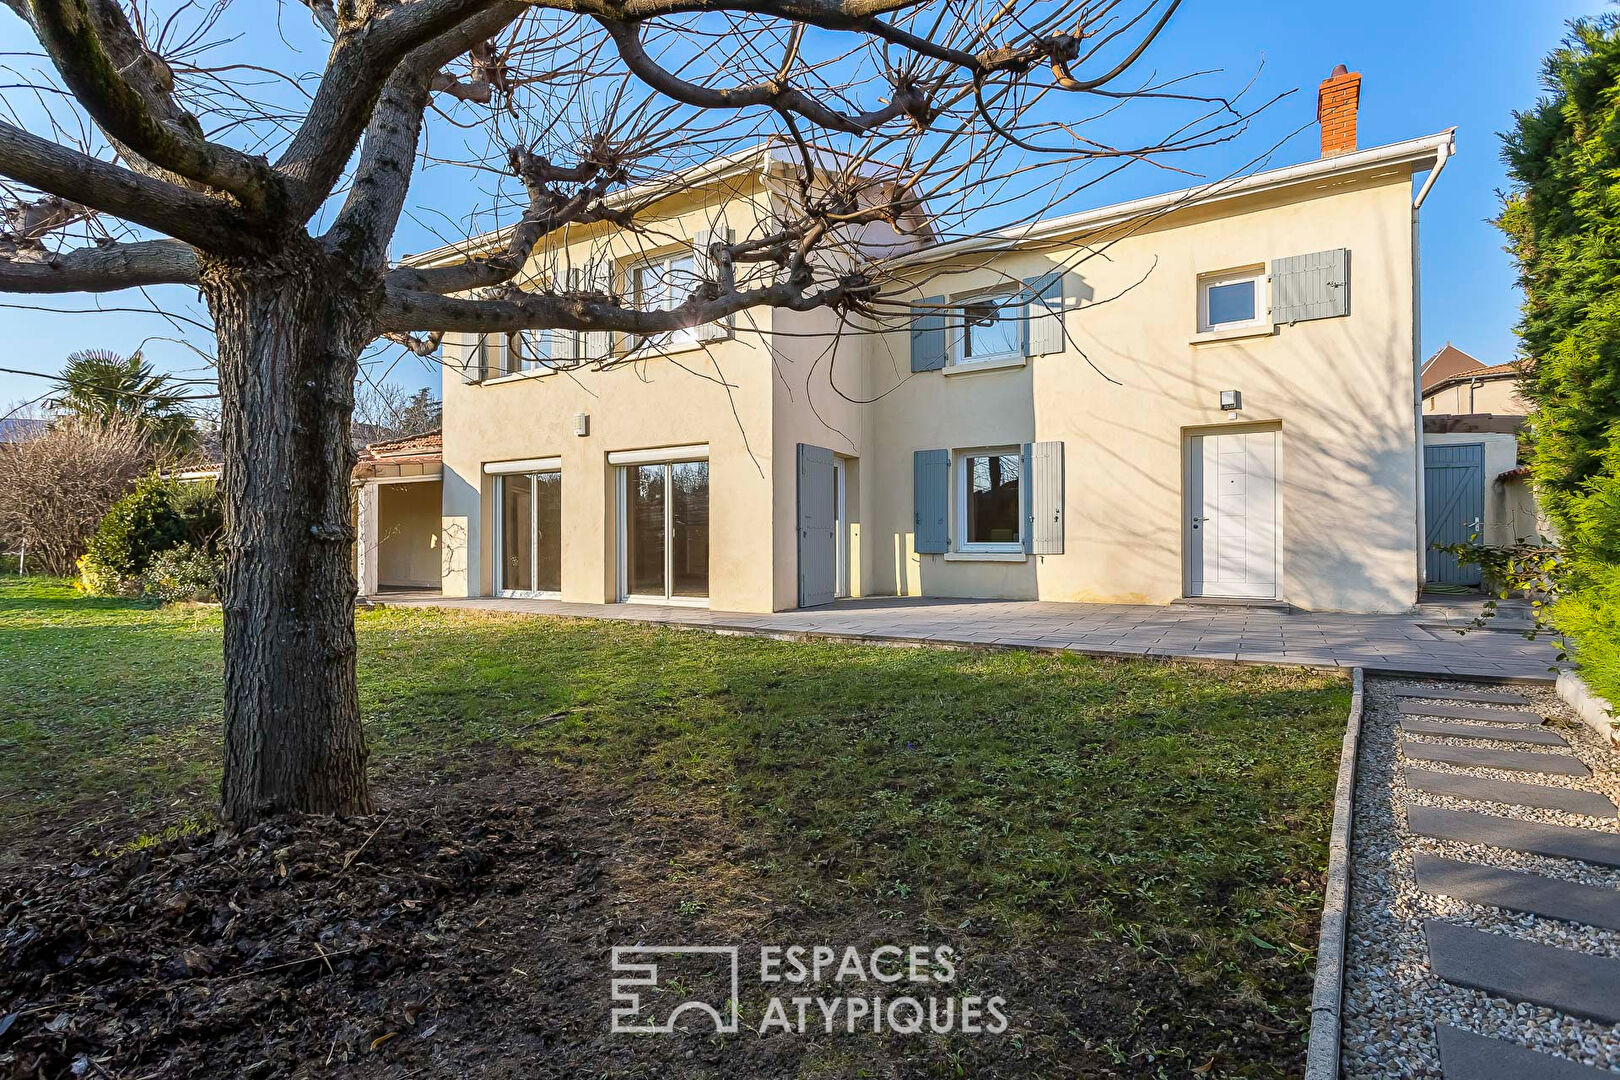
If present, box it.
[1199,268,1266,332]
[950,290,1023,365]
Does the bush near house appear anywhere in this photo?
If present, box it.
[1498,15,1620,705]
[78,476,222,598]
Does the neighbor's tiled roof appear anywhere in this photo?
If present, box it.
[363,430,441,458]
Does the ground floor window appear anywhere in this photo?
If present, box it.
[496,470,561,595]
[958,448,1023,551]
[621,459,709,602]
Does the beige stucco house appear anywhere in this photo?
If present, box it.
[372,71,1459,615]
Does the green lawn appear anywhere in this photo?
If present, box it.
[0,575,1350,1075]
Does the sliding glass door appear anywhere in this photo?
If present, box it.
[496,470,561,596]
[621,459,709,603]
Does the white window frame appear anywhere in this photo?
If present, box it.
[954,446,1025,554]
[1197,267,1267,333]
[625,249,701,355]
[614,449,711,607]
[493,468,562,599]
[947,287,1025,368]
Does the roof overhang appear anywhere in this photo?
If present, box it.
[891,129,1457,268]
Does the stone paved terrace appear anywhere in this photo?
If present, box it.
[370,591,1563,683]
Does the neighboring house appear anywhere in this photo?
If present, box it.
[1416,346,1545,587]
[395,67,1456,615]
[1420,344,1530,415]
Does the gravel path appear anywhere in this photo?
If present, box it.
[1341,677,1620,1078]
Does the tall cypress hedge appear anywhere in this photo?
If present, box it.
[1499,15,1620,700]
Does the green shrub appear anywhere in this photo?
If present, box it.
[142,543,220,603]
[79,476,221,595]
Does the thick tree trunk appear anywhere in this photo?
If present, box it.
[203,241,376,827]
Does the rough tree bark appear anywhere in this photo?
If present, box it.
[203,241,375,823]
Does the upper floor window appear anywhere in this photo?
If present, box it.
[950,289,1023,366]
[1198,267,1266,332]
[629,250,701,351]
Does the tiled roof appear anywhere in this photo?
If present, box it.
[363,430,442,458]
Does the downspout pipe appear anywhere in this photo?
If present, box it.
[1410,130,1455,601]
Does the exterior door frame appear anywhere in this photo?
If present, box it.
[493,469,562,599]
[1182,422,1283,601]
[614,455,711,607]
[834,457,849,599]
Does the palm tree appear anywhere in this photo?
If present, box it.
[49,349,197,451]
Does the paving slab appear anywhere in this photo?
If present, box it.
[1413,854,1620,931]
[1407,806,1620,869]
[1393,685,1534,706]
[1401,742,1591,777]
[1426,920,1620,1025]
[1399,718,1568,747]
[1398,701,1547,725]
[1434,1024,1615,1080]
[1403,768,1619,819]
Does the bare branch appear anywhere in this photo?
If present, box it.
[0,236,197,291]
[22,0,283,215]
[0,120,250,250]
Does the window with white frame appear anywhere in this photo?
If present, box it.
[956,448,1023,551]
[628,250,700,352]
[514,327,581,372]
[949,288,1023,366]
[1198,267,1266,332]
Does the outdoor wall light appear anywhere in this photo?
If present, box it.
[574,412,590,437]
[1219,389,1242,415]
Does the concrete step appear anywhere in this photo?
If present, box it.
[1413,854,1620,931]
[1403,767,1619,820]
[1398,700,1547,725]
[1393,685,1532,706]
[1400,718,1568,747]
[1435,1024,1614,1079]
[1407,806,1620,869]
[1402,742,1591,778]
[1426,920,1620,1025]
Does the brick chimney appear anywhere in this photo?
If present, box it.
[1317,64,1362,157]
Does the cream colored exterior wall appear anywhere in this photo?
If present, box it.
[436,150,1434,615]
[438,175,781,612]
[1423,376,1528,416]
[377,479,442,586]
[838,173,1422,612]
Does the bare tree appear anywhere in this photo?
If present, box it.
[0,0,1266,826]
[0,413,160,575]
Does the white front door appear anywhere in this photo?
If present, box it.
[1186,429,1279,599]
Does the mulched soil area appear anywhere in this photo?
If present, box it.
[2,747,1302,1078]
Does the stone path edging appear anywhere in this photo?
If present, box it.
[1557,670,1619,753]
[1304,667,1365,1080]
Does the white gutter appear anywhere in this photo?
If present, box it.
[1412,135,1452,209]
[894,129,1458,267]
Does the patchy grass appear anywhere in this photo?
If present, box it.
[0,576,1350,1076]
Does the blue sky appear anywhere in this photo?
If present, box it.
[0,0,1600,409]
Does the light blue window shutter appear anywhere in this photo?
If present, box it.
[584,259,615,360]
[910,296,947,372]
[1272,248,1350,324]
[1022,274,1065,357]
[460,336,485,383]
[1022,441,1064,554]
[695,228,735,341]
[913,449,950,553]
